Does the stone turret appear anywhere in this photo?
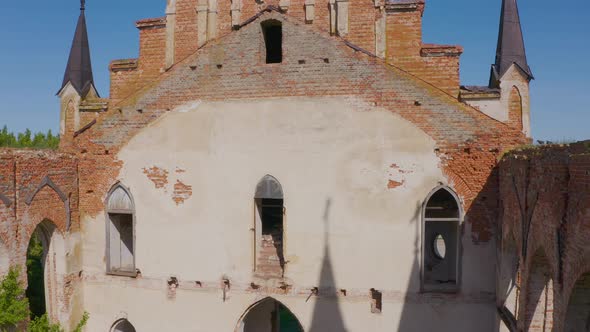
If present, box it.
[461,0,533,138]
[58,0,105,148]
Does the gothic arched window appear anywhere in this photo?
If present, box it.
[422,186,462,291]
[106,184,136,276]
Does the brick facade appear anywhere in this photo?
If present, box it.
[3,1,574,331]
[498,141,590,331]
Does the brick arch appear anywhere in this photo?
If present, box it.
[24,218,68,325]
[523,248,555,332]
[234,297,303,332]
[508,86,523,131]
[26,176,71,231]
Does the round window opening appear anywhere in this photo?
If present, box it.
[433,234,446,260]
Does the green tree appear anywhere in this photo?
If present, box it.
[0,268,29,332]
[0,127,59,149]
[25,235,45,319]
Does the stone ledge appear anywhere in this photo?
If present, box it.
[460,86,501,100]
[110,59,139,72]
[421,43,463,57]
[135,17,167,30]
[385,0,425,14]
[80,99,109,112]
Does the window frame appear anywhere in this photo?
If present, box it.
[420,185,463,293]
[105,183,137,277]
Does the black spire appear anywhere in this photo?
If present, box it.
[59,0,95,96]
[493,0,533,81]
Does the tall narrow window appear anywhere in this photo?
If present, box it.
[254,175,285,279]
[262,20,282,64]
[422,187,461,291]
[106,185,135,276]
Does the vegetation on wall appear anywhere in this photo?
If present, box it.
[0,267,88,332]
[26,235,45,320]
[0,126,59,149]
[0,269,29,331]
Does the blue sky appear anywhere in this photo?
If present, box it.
[0,0,587,141]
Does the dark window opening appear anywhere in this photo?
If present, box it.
[260,199,283,235]
[423,188,460,289]
[257,198,285,272]
[262,21,283,64]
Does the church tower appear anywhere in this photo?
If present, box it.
[57,0,100,147]
[492,0,533,137]
[461,0,533,138]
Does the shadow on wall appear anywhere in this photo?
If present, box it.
[397,171,501,331]
[308,198,348,332]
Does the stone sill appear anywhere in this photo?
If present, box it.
[110,59,139,72]
[136,17,166,30]
[421,44,464,57]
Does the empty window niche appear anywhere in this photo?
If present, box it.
[262,20,283,64]
[370,289,382,314]
[106,185,136,276]
[254,175,285,279]
[422,187,461,291]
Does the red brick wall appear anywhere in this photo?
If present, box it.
[114,0,462,103]
[499,141,590,331]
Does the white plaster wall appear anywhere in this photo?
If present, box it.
[465,98,506,123]
[499,65,531,137]
[465,65,531,138]
[81,96,497,331]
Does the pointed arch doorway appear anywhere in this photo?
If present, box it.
[236,297,304,332]
[25,220,67,322]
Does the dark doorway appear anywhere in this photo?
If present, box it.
[241,298,303,332]
[26,231,45,319]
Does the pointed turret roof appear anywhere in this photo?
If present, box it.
[493,0,533,81]
[59,0,96,96]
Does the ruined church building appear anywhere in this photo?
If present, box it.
[1,0,589,331]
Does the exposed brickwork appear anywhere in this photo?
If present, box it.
[499,141,590,331]
[172,180,192,205]
[143,166,169,189]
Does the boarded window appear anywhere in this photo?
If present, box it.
[106,186,135,276]
[423,187,461,290]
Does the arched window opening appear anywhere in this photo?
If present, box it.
[262,20,282,64]
[25,220,65,323]
[111,319,136,332]
[525,250,554,331]
[237,298,303,332]
[106,185,135,276]
[254,175,285,279]
[422,187,461,291]
[565,272,590,332]
[508,86,523,131]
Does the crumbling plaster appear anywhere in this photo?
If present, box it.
[80,96,498,331]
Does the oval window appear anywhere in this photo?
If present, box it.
[433,234,446,260]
